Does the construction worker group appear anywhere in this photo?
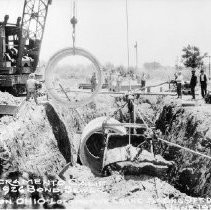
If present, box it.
[175,68,207,100]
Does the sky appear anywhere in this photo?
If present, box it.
[1,0,211,67]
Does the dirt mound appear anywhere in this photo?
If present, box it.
[60,164,199,209]
[0,102,69,176]
[0,91,21,105]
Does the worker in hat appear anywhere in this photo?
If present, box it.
[175,70,183,99]
[190,69,197,100]
[141,72,147,91]
[26,73,41,104]
[91,72,97,92]
[199,69,207,98]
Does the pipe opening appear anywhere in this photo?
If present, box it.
[79,117,126,176]
[86,132,105,158]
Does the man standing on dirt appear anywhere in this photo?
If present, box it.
[199,69,207,98]
[141,72,146,89]
[175,71,183,99]
[190,69,197,100]
[26,73,40,105]
[116,74,121,92]
[91,72,97,92]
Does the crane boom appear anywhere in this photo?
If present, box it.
[17,0,52,73]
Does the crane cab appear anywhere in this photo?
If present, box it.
[0,15,42,95]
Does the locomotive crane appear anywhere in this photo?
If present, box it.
[0,0,52,96]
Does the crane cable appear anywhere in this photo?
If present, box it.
[70,0,78,53]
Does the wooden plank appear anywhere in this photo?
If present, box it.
[0,104,18,115]
[104,123,147,128]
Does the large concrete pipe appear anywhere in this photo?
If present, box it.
[45,47,102,108]
[79,116,126,176]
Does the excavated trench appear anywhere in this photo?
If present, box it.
[2,94,211,208]
[44,97,211,199]
[154,102,211,198]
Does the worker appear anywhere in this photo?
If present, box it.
[136,74,141,85]
[26,73,40,104]
[116,73,122,92]
[141,73,146,89]
[110,74,117,92]
[91,72,97,92]
[126,92,134,123]
[175,71,183,99]
[199,69,207,98]
[190,69,197,100]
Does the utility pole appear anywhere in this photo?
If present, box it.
[175,56,179,70]
[125,0,131,90]
[209,56,211,80]
[134,41,138,71]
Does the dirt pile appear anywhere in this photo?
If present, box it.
[0,102,69,176]
[0,91,21,105]
[60,164,202,209]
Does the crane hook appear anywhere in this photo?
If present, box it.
[71,16,77,54]
[70,0,78,54]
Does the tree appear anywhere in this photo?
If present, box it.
[181,45,207,70]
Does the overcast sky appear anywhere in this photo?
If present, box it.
[1,0,211,67]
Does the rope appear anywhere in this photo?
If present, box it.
[135,106,149,130]
[157,137,211,160]
[131,98,211,161]
[59,83,71,103]
[59,83,86,127]
[102,102,128,129]
[136,109,154,154]
[134,101,211,160]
